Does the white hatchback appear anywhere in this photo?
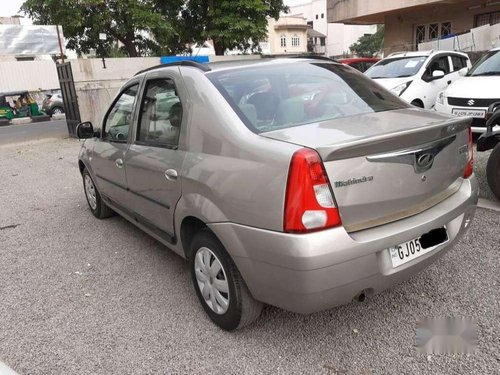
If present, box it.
[365,50,471,109]
[435,47,500,133]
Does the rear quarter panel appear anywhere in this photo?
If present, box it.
[175,67,300,233]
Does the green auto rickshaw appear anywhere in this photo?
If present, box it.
[0,91,45,121]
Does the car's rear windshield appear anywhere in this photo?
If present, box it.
[207,62,408,134]
[365,56,427,79]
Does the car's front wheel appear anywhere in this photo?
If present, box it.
[190,229,263,331]
[82,168,114,219]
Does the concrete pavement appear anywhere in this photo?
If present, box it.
[0,120,69,146]
[0,138,499,374]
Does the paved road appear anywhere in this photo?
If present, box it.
[0,139,499,375]
[0,120,68,146]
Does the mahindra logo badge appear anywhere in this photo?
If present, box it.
[467,99,475,106]
[416,153,434,171]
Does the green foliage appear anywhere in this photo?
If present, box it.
[21,0,288,57]
[182,0,288,55]
[21,0,185,57]
[349,25,385,57]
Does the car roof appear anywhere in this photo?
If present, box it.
[0,90,29,96]
[339,57,380,63]
[385,50,468,59]
[135,57,341,77]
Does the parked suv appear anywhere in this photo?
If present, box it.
[77,59,478,330]
[435,47,500,133]
[365,51,471,109]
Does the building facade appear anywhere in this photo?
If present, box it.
[288,0,377,57]
[264,16,309,55]
[327,0,500,54]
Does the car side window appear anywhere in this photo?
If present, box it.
[426,56,451,76]
[103,84,138,141]
[451,56,467,71]
[137,78,183,148]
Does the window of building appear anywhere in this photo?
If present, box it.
[307,21,313,28]
[137,79,183,147]
[415,25,426,45]
[315,14,318,19]
[320,37,326,46]
[414,22,453,47]
[441,22,452,37]
[291,34,300,47]
[321,13,324,19]
[475,11,500,27]
[429,23,439,40]
[280,34,287,48]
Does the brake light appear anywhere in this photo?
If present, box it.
[284,148,341,233]
[463,127,473,178]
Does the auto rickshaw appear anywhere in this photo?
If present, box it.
[0,91,45,121]
[477,102,500,200]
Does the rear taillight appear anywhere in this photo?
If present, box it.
[463,127,473,178]
[284,148,341,233]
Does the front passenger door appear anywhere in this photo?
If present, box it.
[92,83,139,206]
[124,73,186,240]
[422,55,451,108]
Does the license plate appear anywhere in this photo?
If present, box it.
[452,109,486,118]
[389,227,449,268]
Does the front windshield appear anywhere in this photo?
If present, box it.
[467,50,500,77]
[365,56,427,79]
[208,62,408,134]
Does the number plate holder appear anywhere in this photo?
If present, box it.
[389,227,449,268]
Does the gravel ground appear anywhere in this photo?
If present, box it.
[0,138,499,375]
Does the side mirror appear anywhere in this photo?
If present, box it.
[458,67,468,77]
[76,121,96,139]
[431,70,445,79]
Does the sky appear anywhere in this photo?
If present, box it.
[1,0,24,17]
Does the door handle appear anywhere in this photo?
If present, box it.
[165,169,178,181]
[115,158,124,168]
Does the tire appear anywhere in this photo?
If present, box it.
[189,229,263,331]
[486,144,500,200]
[51,107,64,115]
[82,168,114,219]
[411,100,424,108]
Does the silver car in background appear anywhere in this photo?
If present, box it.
[77,58,478,330]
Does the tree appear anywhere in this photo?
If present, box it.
[181,0,288,56]
[21,0,185,57]
[349,25,385,57]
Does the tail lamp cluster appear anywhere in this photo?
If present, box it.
[284,148,341,233]
[463,127,473,179]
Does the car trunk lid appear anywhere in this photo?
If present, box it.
[262,109,471,232]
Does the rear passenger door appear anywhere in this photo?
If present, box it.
[124,68,187,241]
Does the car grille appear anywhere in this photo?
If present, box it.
[447,97,500,107]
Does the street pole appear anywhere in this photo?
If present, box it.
[56,25,65,63]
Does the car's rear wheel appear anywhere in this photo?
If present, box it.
[82,168,114,219]
[486,144,500,200]
[189,229,263,331]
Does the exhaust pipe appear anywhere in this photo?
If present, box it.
[354,291,366,303]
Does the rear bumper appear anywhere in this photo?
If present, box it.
[209,177,478,314]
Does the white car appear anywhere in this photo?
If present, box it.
[435,47,500,133]
[365,50,471,109]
